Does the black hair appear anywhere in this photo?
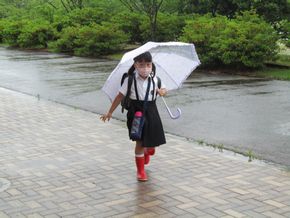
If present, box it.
[128,51,156,77]
[133,51,152,63]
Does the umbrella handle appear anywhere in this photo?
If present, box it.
[161,97,181,119]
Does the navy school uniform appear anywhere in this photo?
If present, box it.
[119,72,166,147]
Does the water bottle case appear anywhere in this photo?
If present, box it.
[130,111,145,140]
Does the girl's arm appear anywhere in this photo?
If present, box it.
[100,92,124,122]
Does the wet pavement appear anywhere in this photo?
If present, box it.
[1,87,290,217]
[0,47,290,167]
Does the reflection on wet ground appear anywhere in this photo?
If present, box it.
[1,47,290,167]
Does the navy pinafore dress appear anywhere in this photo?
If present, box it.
[126,75,166,147]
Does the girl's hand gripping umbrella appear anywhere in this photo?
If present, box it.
[157,88,181,119]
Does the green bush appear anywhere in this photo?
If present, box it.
[1,19,56,48]
[74,23,128,56]
[111,12,147,43]
[48,26,79,53]
[140,13,187,42]
[17,21,56,48]
[49,23,128,56]
[180,12,279,68]
[52,8,109,33]
[180,14,228,66]
[0,20,6,43]
[1,20,26,46]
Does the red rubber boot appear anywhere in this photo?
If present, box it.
[135,156,148,182]
[147,148,155,156]
[144,148,150,165]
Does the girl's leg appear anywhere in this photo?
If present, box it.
[135,141,144,155]
[135,140,147,181]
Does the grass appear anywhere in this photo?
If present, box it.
[255,47,290,80]
[194,138,258,162]
[105,53,123,60]
[246,149,256,162]
[255,67,290,80]
[274,54,290,67]
[267,54,290,68]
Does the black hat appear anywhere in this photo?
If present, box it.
[133,51,152,62]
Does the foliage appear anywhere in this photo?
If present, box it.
[170,0,289,23]
[0,0,285,64]
[119,0,164,40]
[110,11,147,43]
[0,19,55,48]
[52,7,109,32]
[275,20,290,47]
[17,21,56,48]
[1,20,26,46]
[140,13,187,42]
[253,0,289,23]
[180,12,279,68]
[0,20,6,42]
[49,23,128,56]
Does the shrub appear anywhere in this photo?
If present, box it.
[48,26,79,53]
[0,20,6,43]
[52,8,109,33]
[17,21,56,48]
[49,23,128,56]
[140,13,187,42]
[111,12,147,43]
[180,12,279,68]
[74,23,128,56]
[1,20,26,46]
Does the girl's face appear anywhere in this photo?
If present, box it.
[134,61,152,78]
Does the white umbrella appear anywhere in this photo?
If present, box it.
[102,41,201,118]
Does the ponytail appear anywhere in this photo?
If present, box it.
[128,64,135,75]
[151,63,156,78]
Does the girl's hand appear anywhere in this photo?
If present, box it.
[157,88,167,96]
[100,112,112,122]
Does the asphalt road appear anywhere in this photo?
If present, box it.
[1,47,290,167]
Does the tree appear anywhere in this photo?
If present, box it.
[253,0,289,23]
[174,0,289,22]
[45,0,84,12]
[60,0,84,12]
[119,0,164,40]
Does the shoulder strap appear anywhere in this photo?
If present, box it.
[143,77,151,113]
[121,73,128,86]
[121,73,133,113]
[152,76,161,100]
[152,76,155,101]
[127,74,133,95]
[133,74,139,101]
[157,76,161,89]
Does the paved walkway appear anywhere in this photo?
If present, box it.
[1,87,290,218]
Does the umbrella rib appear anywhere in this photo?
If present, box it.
[154,62,180,89]
[152,45,183,89]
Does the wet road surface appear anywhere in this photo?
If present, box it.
[1,47,290,167]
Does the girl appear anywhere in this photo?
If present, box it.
[100,51,167,182]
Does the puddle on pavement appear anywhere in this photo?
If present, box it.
[183,78,268,88]
[1,47,290,167]
[0,178,11,192]
[275,122,290,136]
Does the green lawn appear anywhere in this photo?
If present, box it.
[255,67,290,80]
[258,44,290,80]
